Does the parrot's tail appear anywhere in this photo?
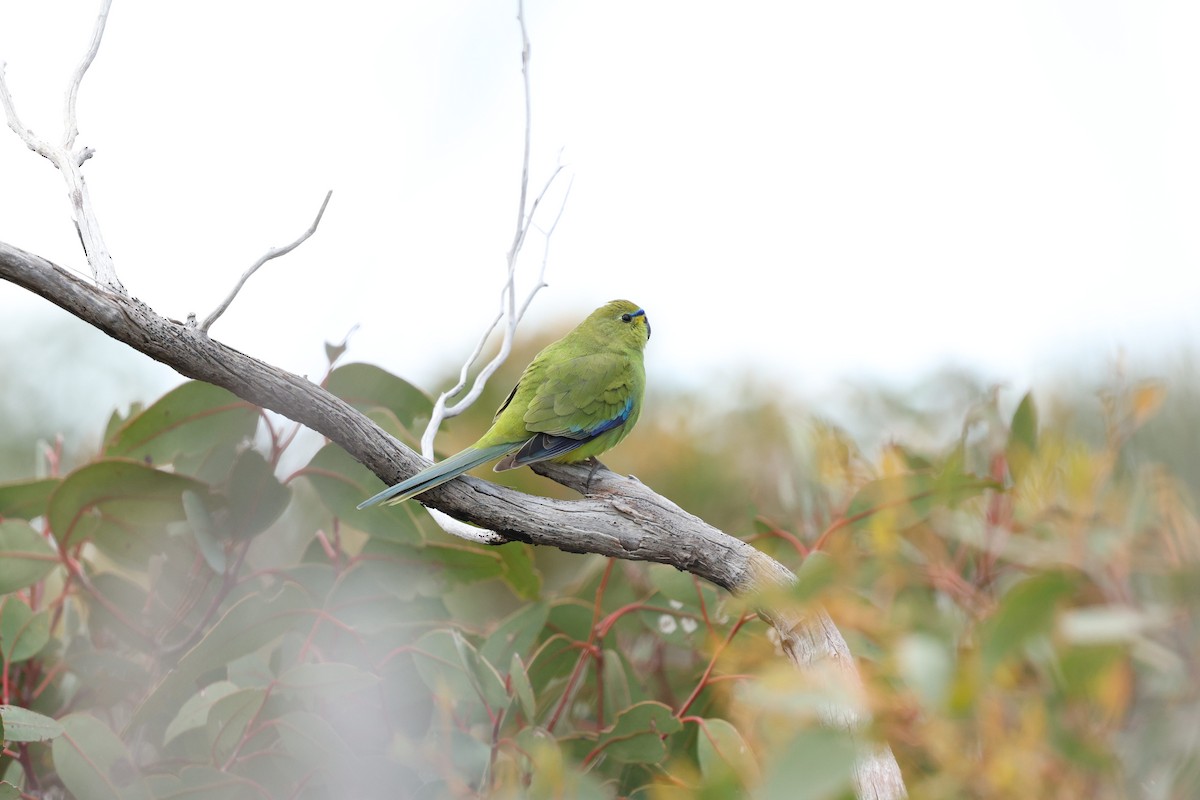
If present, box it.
[356,442,519,509]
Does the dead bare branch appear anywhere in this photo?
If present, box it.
[199,190,333,333]
[415,0,570,544]
[62,0,111,150]
[0,0,121,292]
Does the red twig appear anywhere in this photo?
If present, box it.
[676,613,754,719]
[750,518,810,559]
[692,575,714,635]
[595,602,702,639]
[546,559,614,732]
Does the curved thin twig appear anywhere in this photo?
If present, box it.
[419,0,564,460]
[199,190,333,333]
[63,0,112,150]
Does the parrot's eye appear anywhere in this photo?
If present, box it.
[621,313,633,322]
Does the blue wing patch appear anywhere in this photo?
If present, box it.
[496,397,633,470]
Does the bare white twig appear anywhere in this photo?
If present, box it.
[0,64,52,160]
[419,0,565,458]
[525,172,573,318]
[416,0,571,544]
[63,0,111,150]
[426,508,509,545]
[0,0,122,292]
[199,190,333,333]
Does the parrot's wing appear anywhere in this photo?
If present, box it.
[495,352,636,470]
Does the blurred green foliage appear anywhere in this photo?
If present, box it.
[0,338,1197,799]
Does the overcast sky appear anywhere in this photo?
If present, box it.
[2,0,1198,415]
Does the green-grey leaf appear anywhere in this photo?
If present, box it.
[982,570,1077,670]
[0,520,58,594]
[510,653,537,721]
[303,444,425,544]
[326,363,432,436]
[411,629,507,720]
[132,584,310,734]
[595,701,683,764]
[762,728,856,800]
[496,541,542,600]
[480,602,549,669]
[225,448,291,539]
[0,478,59,520]
[51,713,149,800]
[696,717,759,787]
[182,490,226,573]
[102,381,258,481]
[0,705,63,742]
[48,459,211,567]
[275,710,353,764]
[144,766,261,800]
[163,681,239,747]
[206,688,266,764]
[0,596,50,663]
[792,550,837,603]
[1009,390,1038,453]
[845,470,996,531]
[1007,391,1038,481]
[276,662,381,700]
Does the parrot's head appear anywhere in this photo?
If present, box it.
[591,299,651,350]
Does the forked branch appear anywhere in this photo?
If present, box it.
[0,0,121,291]
[416,0,570,545]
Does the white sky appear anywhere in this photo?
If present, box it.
[2,0,1199,409]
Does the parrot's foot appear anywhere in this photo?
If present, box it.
[583,457,604,493]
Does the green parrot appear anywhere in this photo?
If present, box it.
[358,299,651,508]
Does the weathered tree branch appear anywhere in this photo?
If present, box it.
[0,0,122,292]
[0,239,906,798]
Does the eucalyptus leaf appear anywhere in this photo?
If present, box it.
[595,701,683,764]
[276,661,381,700]
[206,688,267,765]
[225,448,291,539]
[510,653,537,721]
[132,584,310,735]
[0,478,59,520]
[982,571,1077,671]
[0,596,50,663]
[48,459,211,567]
[1007,391,1039,481]
[0,705,63,742]
[696,717,760,787]
[762,728,856,800]
[182,489,225,573]
[52,713,149,800]
[163,681,239,747]
[0,520,58,594]
[325,363,432,436]
[480,602,549,669]
[102,381,258,481]
[304,443,426,544]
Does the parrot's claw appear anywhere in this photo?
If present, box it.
[584,457,604,493]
